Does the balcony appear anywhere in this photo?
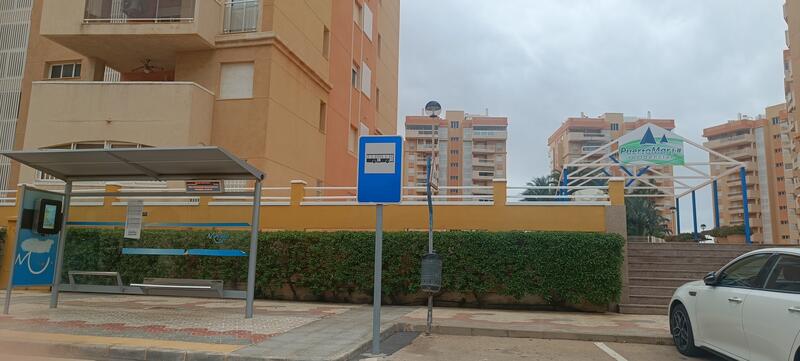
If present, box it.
[703,134,754,149]
[566,132,611,143]
[41,0,222,72]
[22,81,214,151]
[472,130,508,140]
[472,158,495,167]
[473,171,494,180]
[473,146,503,153]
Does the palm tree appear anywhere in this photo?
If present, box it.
[625,190,671,237]
[522,173,559,201]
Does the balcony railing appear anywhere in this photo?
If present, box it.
[223,0,259,33]
[84,0,197,23]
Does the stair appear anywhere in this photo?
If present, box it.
[619,242,765,315]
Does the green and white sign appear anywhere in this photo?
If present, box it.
[618,124,684,165]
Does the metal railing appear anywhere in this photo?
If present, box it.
[84,0,196,23]
[0,182,614,207]
[223,0,258,33]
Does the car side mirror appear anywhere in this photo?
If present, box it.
[704,271,718,286]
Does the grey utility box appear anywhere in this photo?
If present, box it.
[420,253,442,293]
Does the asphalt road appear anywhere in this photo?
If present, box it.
[382,335,723,361]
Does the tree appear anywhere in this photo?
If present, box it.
[522,170,561,201]
[625,190,671,237]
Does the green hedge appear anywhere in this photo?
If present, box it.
[62,229,624,306]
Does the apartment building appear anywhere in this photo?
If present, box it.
[703,108,798,245]
[0,0,33,189]
[403,110,508,198]
[9,0,398,188]
[782,1,800,243]
[547,113,676,229]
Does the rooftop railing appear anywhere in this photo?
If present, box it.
[84,0,196,23]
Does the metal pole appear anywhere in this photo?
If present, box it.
[675,197,681,234]
[691,190,698,241]
[50,181,72,308]
[245,180,262,318]
[372,204,384,355]
[712,180,720,229]
[740,167,752,244]
[425,156,434,335]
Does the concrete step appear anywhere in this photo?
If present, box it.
[629,295,672,306]
[619,303,668,315]
[626,243,770,251]
[628,269,709,279]
[629,261,726,272]
[627,249,750,258]
[629,277,694,288]
[628,285,677,297]
[629,255,735,265]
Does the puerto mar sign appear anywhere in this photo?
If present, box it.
[618,124,685,165]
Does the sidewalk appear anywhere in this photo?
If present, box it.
[0,291,671,360]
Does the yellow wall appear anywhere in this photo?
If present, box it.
[0,180,626,285]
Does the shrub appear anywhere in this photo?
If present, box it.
[61,229,624,307]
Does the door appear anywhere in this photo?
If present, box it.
[696,253,773,360]
[743,254,800,361]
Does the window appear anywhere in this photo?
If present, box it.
[318,100,327,132]
[223,0,259,33]
[48,62,82,79]
[764,255,800,293]
[780,205,788,210]
[219,63,254,99]
[450,121,459,128]
[450,149,459,155]
[450,162,459,167]
[772,117,781,125]
[450,137,459,142]
[610,123,620,131]
[348,126,357,153]
[351,65,359,87]
[777,163,784,168]
[781,220,789,225]
[779,177,785,182]
[377,33,382,58]
[375,87,380,111]
[449,176,459,181]
[362,4,373,40]
[717,253,772,288]
[322,26,331,59]
[361,62,372,97]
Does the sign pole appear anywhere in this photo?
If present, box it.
[425,156,434,335]
[371,203,384,355]
[50,181,72,309]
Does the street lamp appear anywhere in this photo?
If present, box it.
[420,100,442,336]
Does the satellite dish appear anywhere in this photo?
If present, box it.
[424,101,442,118]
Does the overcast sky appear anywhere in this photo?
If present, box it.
[397,0,787,230]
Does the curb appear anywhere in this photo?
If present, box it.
[399,323,674,346]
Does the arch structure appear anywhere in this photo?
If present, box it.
[562,123,752,244]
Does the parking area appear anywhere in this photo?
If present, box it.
[383,335,722,361]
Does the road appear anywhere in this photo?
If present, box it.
[382,335,722,361]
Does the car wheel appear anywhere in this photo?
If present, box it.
[670,303,703,357]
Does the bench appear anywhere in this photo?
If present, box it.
[132,278,224,298]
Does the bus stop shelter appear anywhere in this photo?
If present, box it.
[1,147,266,318]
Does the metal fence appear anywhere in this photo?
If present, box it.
[84,0,197,23]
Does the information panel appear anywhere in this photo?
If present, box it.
[11,187,63,287]
[357,136,403,203]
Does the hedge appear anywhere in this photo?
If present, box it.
[61,229,625,307]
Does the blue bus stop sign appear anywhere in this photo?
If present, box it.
[357,136,403,203]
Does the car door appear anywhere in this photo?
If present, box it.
[743,254,800,361]
[696,253,773,360]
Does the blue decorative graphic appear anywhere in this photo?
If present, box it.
[357,136,403,203]
[11,188,63,287]
[640,127,657,145]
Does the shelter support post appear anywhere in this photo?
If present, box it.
[675,197,681,234]
[712,180,720,229]
[50,181,73,308]
[740,167,752,245]
[691,191,698,241]
[245,180,262,318]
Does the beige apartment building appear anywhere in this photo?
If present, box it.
[7,0,399,188]
[403,110,508,198]
[547,113,676,230]
[702,107,798,245]
[782,0,800,242]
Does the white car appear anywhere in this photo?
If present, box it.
[669,248,800,361]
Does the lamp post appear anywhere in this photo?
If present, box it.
[421,101,442,336]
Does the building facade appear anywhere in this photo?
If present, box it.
[547,113,676,230]
[403,110,508,198]
[10,0,398,188]
[0,0,33,189]
[702,108,798,245]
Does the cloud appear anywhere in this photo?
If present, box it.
[398,0,786,228]
[21,238,54,254]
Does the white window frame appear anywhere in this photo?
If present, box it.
[360,62,371,97]
[49,62,82,79]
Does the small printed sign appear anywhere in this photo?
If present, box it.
[185,180,224,193]
[124,200,144,240]
[364,143,396,174]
